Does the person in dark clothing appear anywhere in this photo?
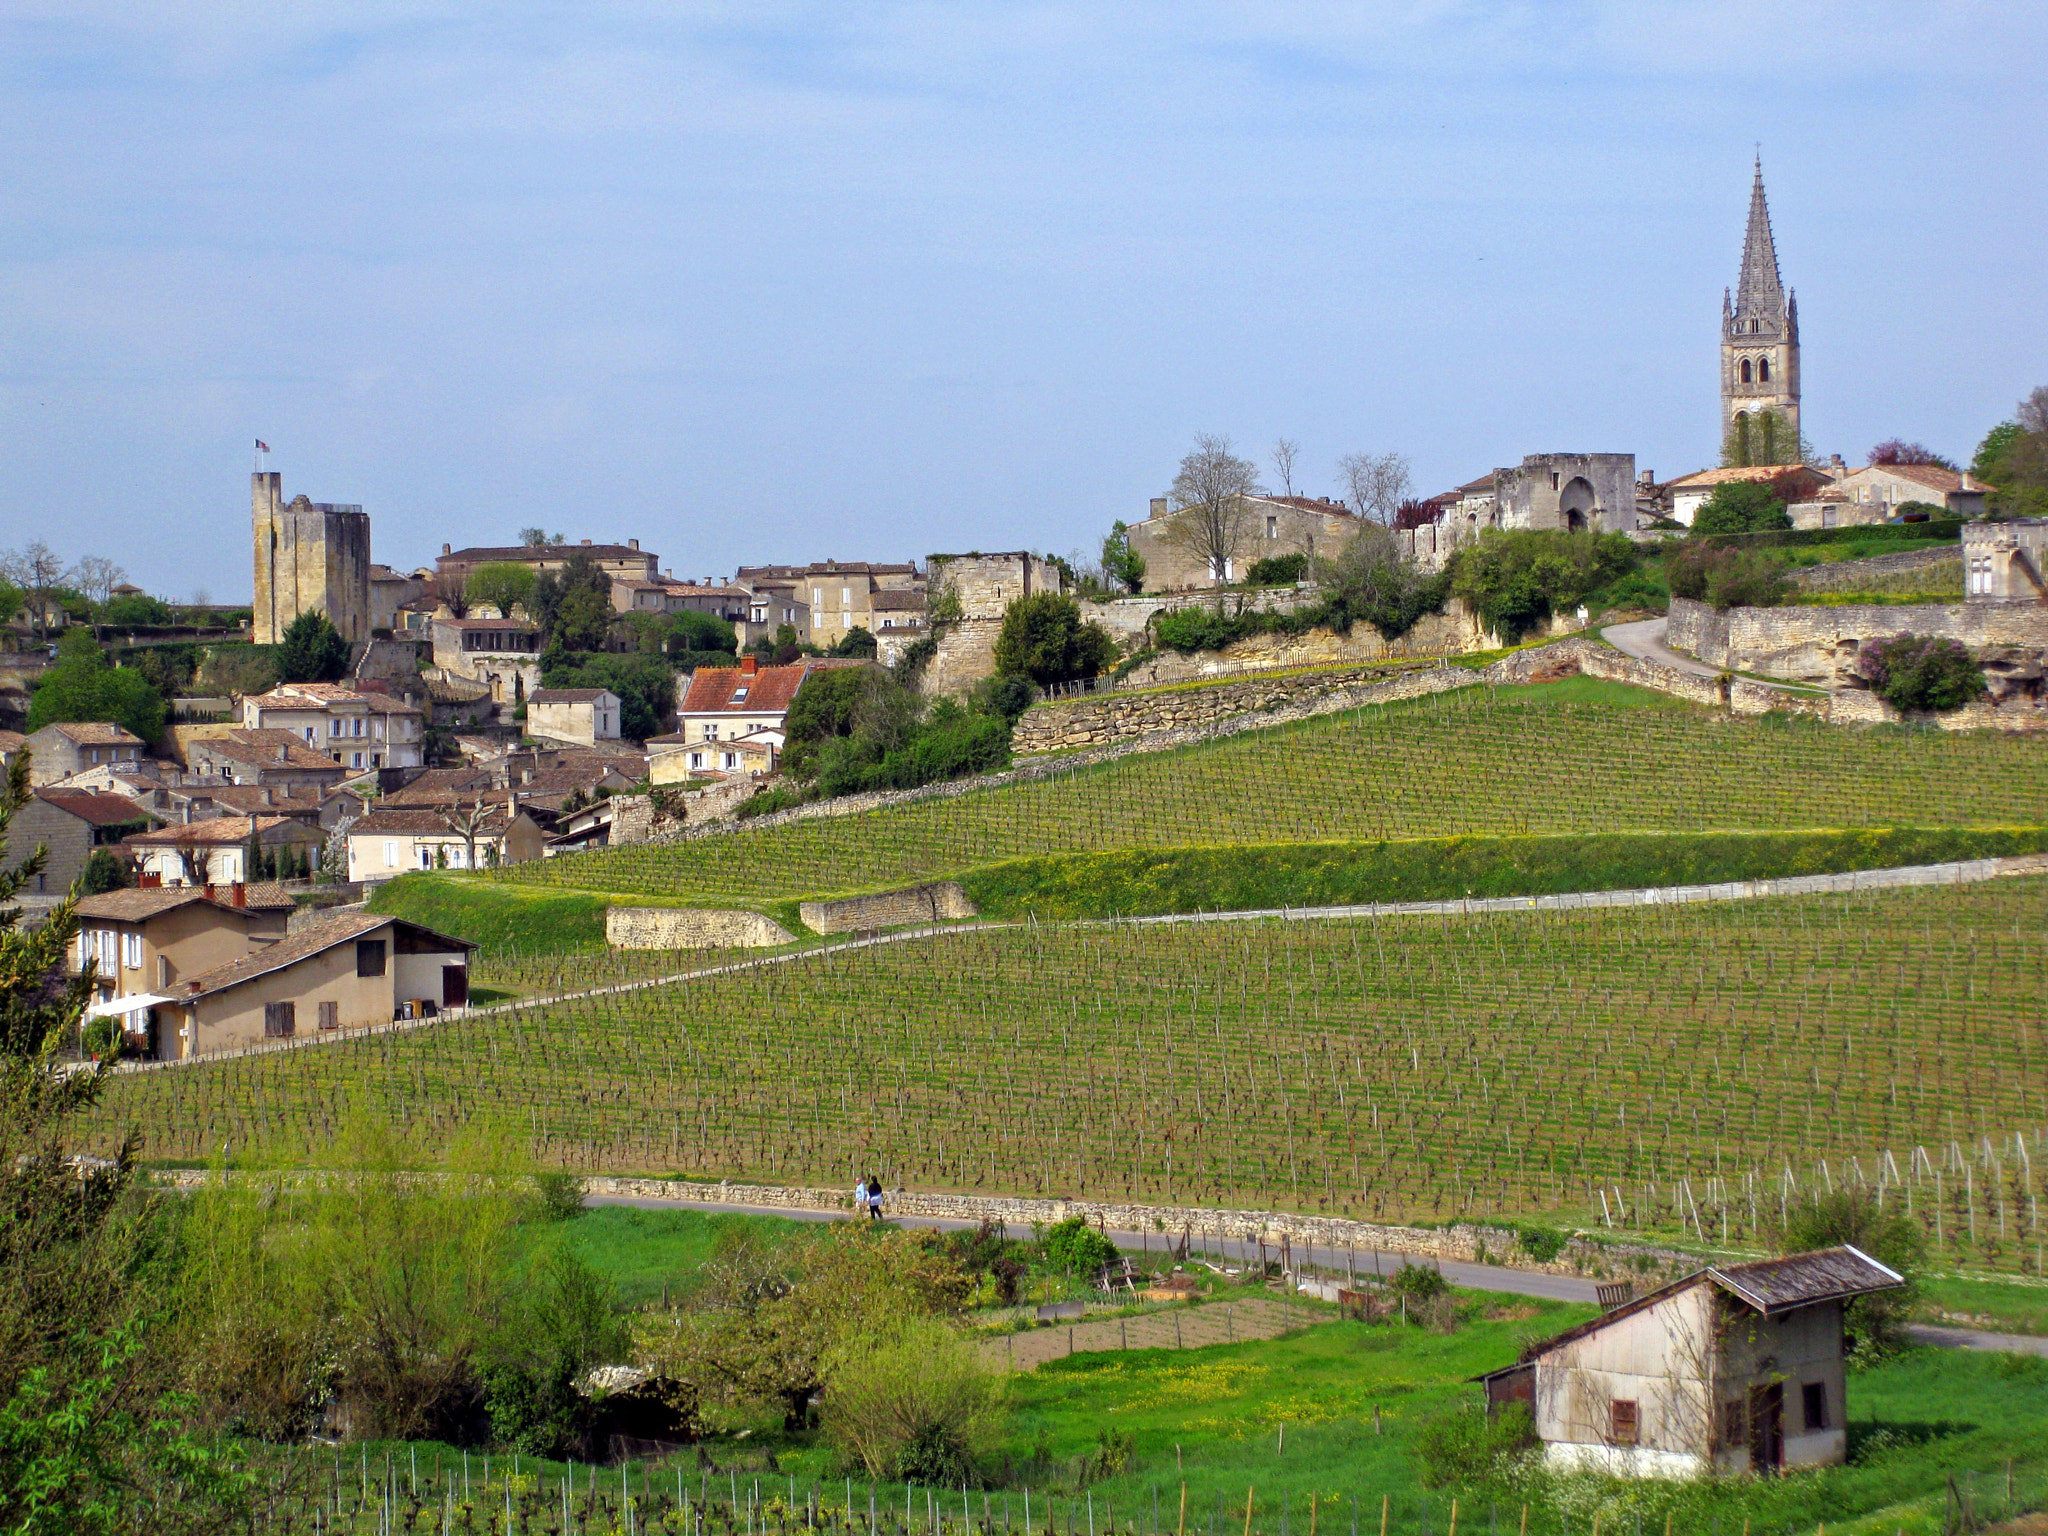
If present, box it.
[865,1174,884,1221]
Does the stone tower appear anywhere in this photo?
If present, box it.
[1721,158,1801,466]
[251,473,372,646]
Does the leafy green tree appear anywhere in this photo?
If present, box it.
[1448,530,1635,642]
[830,625,878,659]
[531,550,613,651]
[1318,526,1450,640]
[0,755,253,1529]
[1770,1188,1926,1361]
[0,578,23,626]
[820,1316,1005,1483]
[79,849,130,896]
[991,593,1114,687]
[1854,634,1989,714]
[1100,521,1145,594]
[670,609,737,655]
[1040,1216,1118,1277]
[27,631,168,745]
[463,561,537,618]
[275,610,350,683]
[1972,388,2048,518]
[1691,480,1792,535]
[540,652,673,740]
[97,592,173,627]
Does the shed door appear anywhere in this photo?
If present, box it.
[442,965,468,1007]
[1749,1382,1783,1473]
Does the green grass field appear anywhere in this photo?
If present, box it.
[96,877,2048,1268]
[464,683,2048,909]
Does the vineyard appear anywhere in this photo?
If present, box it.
[99,875,2048,1269]
[474,685,2048,907]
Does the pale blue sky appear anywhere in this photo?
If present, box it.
[2,3,2042,597]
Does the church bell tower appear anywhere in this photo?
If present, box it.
[1721,158,1801,465]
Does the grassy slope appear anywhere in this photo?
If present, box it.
[958,828,2048,920]
[376,680,2048,929]
[95,878,2048,1263]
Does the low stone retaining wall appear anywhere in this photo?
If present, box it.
[799,881,976,934]
[576,1176,1681,1280]
[1789,546,1963,592]
[1013,662,1472,753]
[1669,595,2048,684]
[605,907,794,949]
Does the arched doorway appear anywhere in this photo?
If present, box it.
[1559,476,1599,531]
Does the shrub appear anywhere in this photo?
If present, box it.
[1413,1402,1535,1488]
[99,592,174,626]
[275,610,351,684]
[1319,527,1450,641]
[28,629,168,745]
[531,1171,588,1223]
[1040,1216,1118,1278]
[1768,1188,1925,1361]
[1854,634,1988,713]
[1245,553,1308,586]
[1665,545,1789,609]
[1389,1261,1448,1299]
[1515,1226,1567,1263]
[1691,480,1792,535]
[79,848,130,897]
[820,1316,1006,1483]
[992,594,1114,687]
[1449,530,1634,642]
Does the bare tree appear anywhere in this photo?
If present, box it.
[2019,385,2048,440]
[440,800,499,873]
[1337,451,1413,526]
[0,540,75,639]
[1270,438,1302,500]
[433,570,470,619]
[73,556,127,607]
[1166,434,1261,591]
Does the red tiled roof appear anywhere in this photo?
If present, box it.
[353,806,515,835]
[39,722,145,746]
[34,789,157,827]
[679,661,812,716]
[1667,464,1828,490]
[175,912,476,1000]
[126,815,313,847]
[74,883,295,921]
[1853,462,1968,495]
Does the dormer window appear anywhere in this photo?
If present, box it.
[732,687,749,702]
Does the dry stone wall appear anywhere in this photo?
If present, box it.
[1668,596,2048,684]
[605,907,794,949]
[799,881,977,934]
[1789,546,1963,592]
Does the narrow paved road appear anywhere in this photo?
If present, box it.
[1603,617,1725,679]
[590,1192,2045,1355]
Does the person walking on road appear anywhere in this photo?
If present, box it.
[852,1175,868,1216]
[865,1174,884,1221]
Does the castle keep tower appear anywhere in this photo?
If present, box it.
[1721,159,1801,465]
[251,472,372,645]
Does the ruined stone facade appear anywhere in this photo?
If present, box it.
[1125,494,1360,592]
[1492,454,1638,534]
[919,552,1067,695]
[1722,159,1802,462]
[1667,595,2048,692]
[1963,519,2048,602]
[251,473,372,646]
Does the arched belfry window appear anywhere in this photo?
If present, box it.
[1758,357,1770,382]
[1740,359,1753,383]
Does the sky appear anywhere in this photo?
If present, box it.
[2,2,2043,600]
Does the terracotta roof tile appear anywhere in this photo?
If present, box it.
[678,661,814,716]
[528,688,612,703]
[126,815,310,847]
[33,789,157,827]
[41,722,145,746]
[176,912,476,1000]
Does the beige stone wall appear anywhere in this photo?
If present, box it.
[188,940,391,1055]
[605,907,793,949]
[799,881,976,935]
[1668,596,2048,684]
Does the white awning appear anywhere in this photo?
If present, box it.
[83,993,175,1020]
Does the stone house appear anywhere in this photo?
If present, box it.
[610,575,751,625]
[149,911,476,1059]
[1963,518,2047,602]
[73,883,295,1053]
[0,729,25,770]
[1479,1247,1903,1478]
[525,688,622,746]
[1827,463,1990,520]
[25,722,148,785]
[1124,497,1359,591]
[673,655,849,752]
[738,585,813,648]
[124,815,328,887]
[369,564,431,633]
[240,681,426,771]
[184,731,353,792]
[647,729,778,782]
[435,538,659,587]
[10,789,158,895]
[346,803,548,882]
[431,616,544,704]
[1666,465,1833,527]
[733,561,923,649]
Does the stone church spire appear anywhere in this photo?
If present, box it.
[1720,157,1802,465]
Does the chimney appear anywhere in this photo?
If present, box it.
[275,742,288,763]
[580,538,591,546]
[442,542,452,555]
[1149,497,1168,518]
[232,882,246,908]
[742,654,758,676]
[203,883,214,902]
[261,786,273,806]
[629,538,639,550]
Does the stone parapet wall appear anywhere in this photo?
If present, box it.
[1668,596,2048,684]
[800,881,976,934]
[571,1176,1677,1280]
[1789,547,1963,592]
[1013,663,1473,754]
[605,907,793,949]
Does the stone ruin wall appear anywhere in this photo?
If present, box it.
[605,906,793,949]
[798,880,977,935]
